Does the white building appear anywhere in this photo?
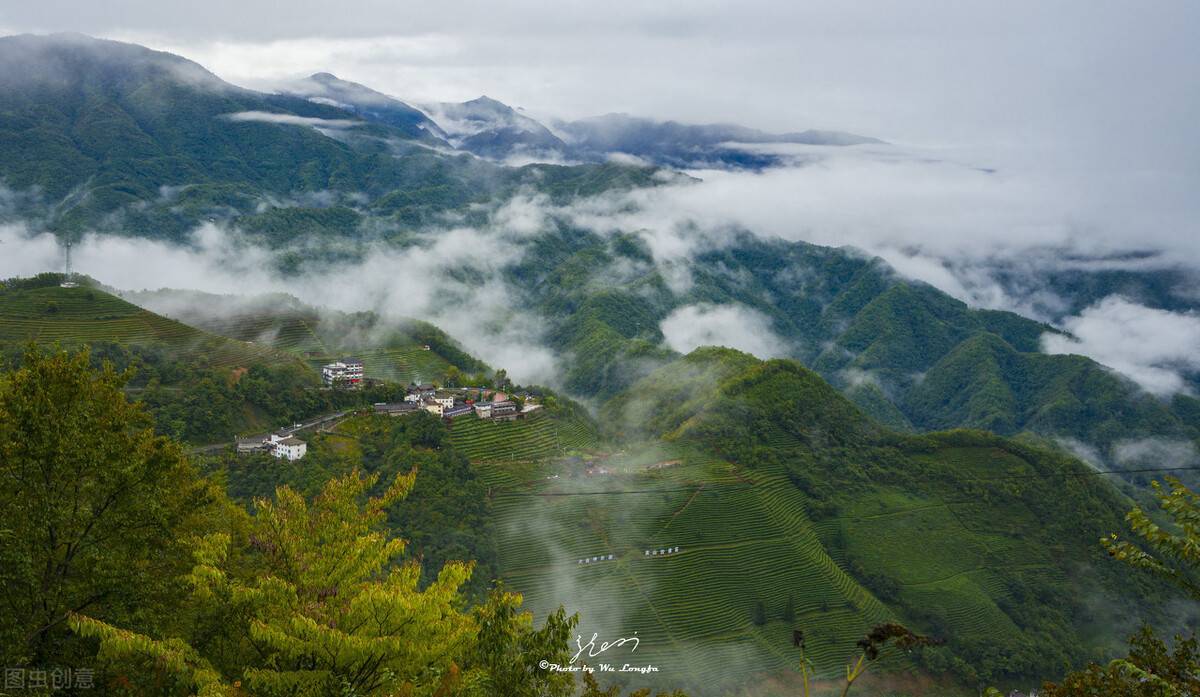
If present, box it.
[272,436,307,460]
[422,398,444,416]
[322,358,364,388]
[268,434,307,460]
[433,391,456,410]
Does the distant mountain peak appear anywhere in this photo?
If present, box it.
[280,71,446,141]
[0,32,231,93]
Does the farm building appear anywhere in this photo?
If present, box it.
[321,358,364,388]
[236,437,270,454]
[374,401,418,416]
[443,403,473,419]
[491,400,519,421]
[433,390,456,409]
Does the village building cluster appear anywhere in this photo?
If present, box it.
[373,383,539,422]
[234,357,540,463]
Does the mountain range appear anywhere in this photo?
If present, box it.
[1,33,1195,480]
[3,29,1199,697]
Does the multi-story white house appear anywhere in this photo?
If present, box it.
[422,398,444,416]
[322,358,364,388]
[433,391,456,410]
[267,434,307,460]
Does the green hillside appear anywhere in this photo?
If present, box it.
[462,348,1183,693]
[9,273,1184,691]
[0,276,364,443]
[449,408,598,463]
[907,332,1200,471]
[123,288,488,386]
[0,276,291,369]
[505,228,1198,477]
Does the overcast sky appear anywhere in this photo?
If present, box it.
[1,1,1197,158]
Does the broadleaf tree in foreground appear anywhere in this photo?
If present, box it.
[1039,477,1200,696]
[0,347,215,668]
[71,468,581,696]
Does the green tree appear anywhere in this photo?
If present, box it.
[70,468,576,696]
[0,347,212,667]
[1040,477,1200,696]
[752,600,767,626]
[1103,477,1200,600]
[782,594,796,623]
[1041,627,1200,697]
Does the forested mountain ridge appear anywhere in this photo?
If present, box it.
[0,33,663,241]
[505,225,1199,477]
[9,32,1187,480]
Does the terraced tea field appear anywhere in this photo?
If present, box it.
[0,285,291,369]
[459,411,1076,692]
[174,312,330,354]
[449,409,599,463]
[466,434,902,691]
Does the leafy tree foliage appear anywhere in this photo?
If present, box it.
[0,347,630,696]
[1041,627,1199,697]
[0,347,215,667]
[1104,477,1200,600]
[71,468,578,696]
[1041,477,1200,696]
[214,412,499,599]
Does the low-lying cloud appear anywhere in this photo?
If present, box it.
[659,303,789,359]
[0,208,563,386]
[1041,296,1200,396]
[223,110,362,130]
[5,139,1200,397]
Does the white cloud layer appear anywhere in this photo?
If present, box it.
[659,303,789,359]
[222,110,361,129]
[0,214,563,386]
[1041,296,1200,396]
[555,146,1200,315]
